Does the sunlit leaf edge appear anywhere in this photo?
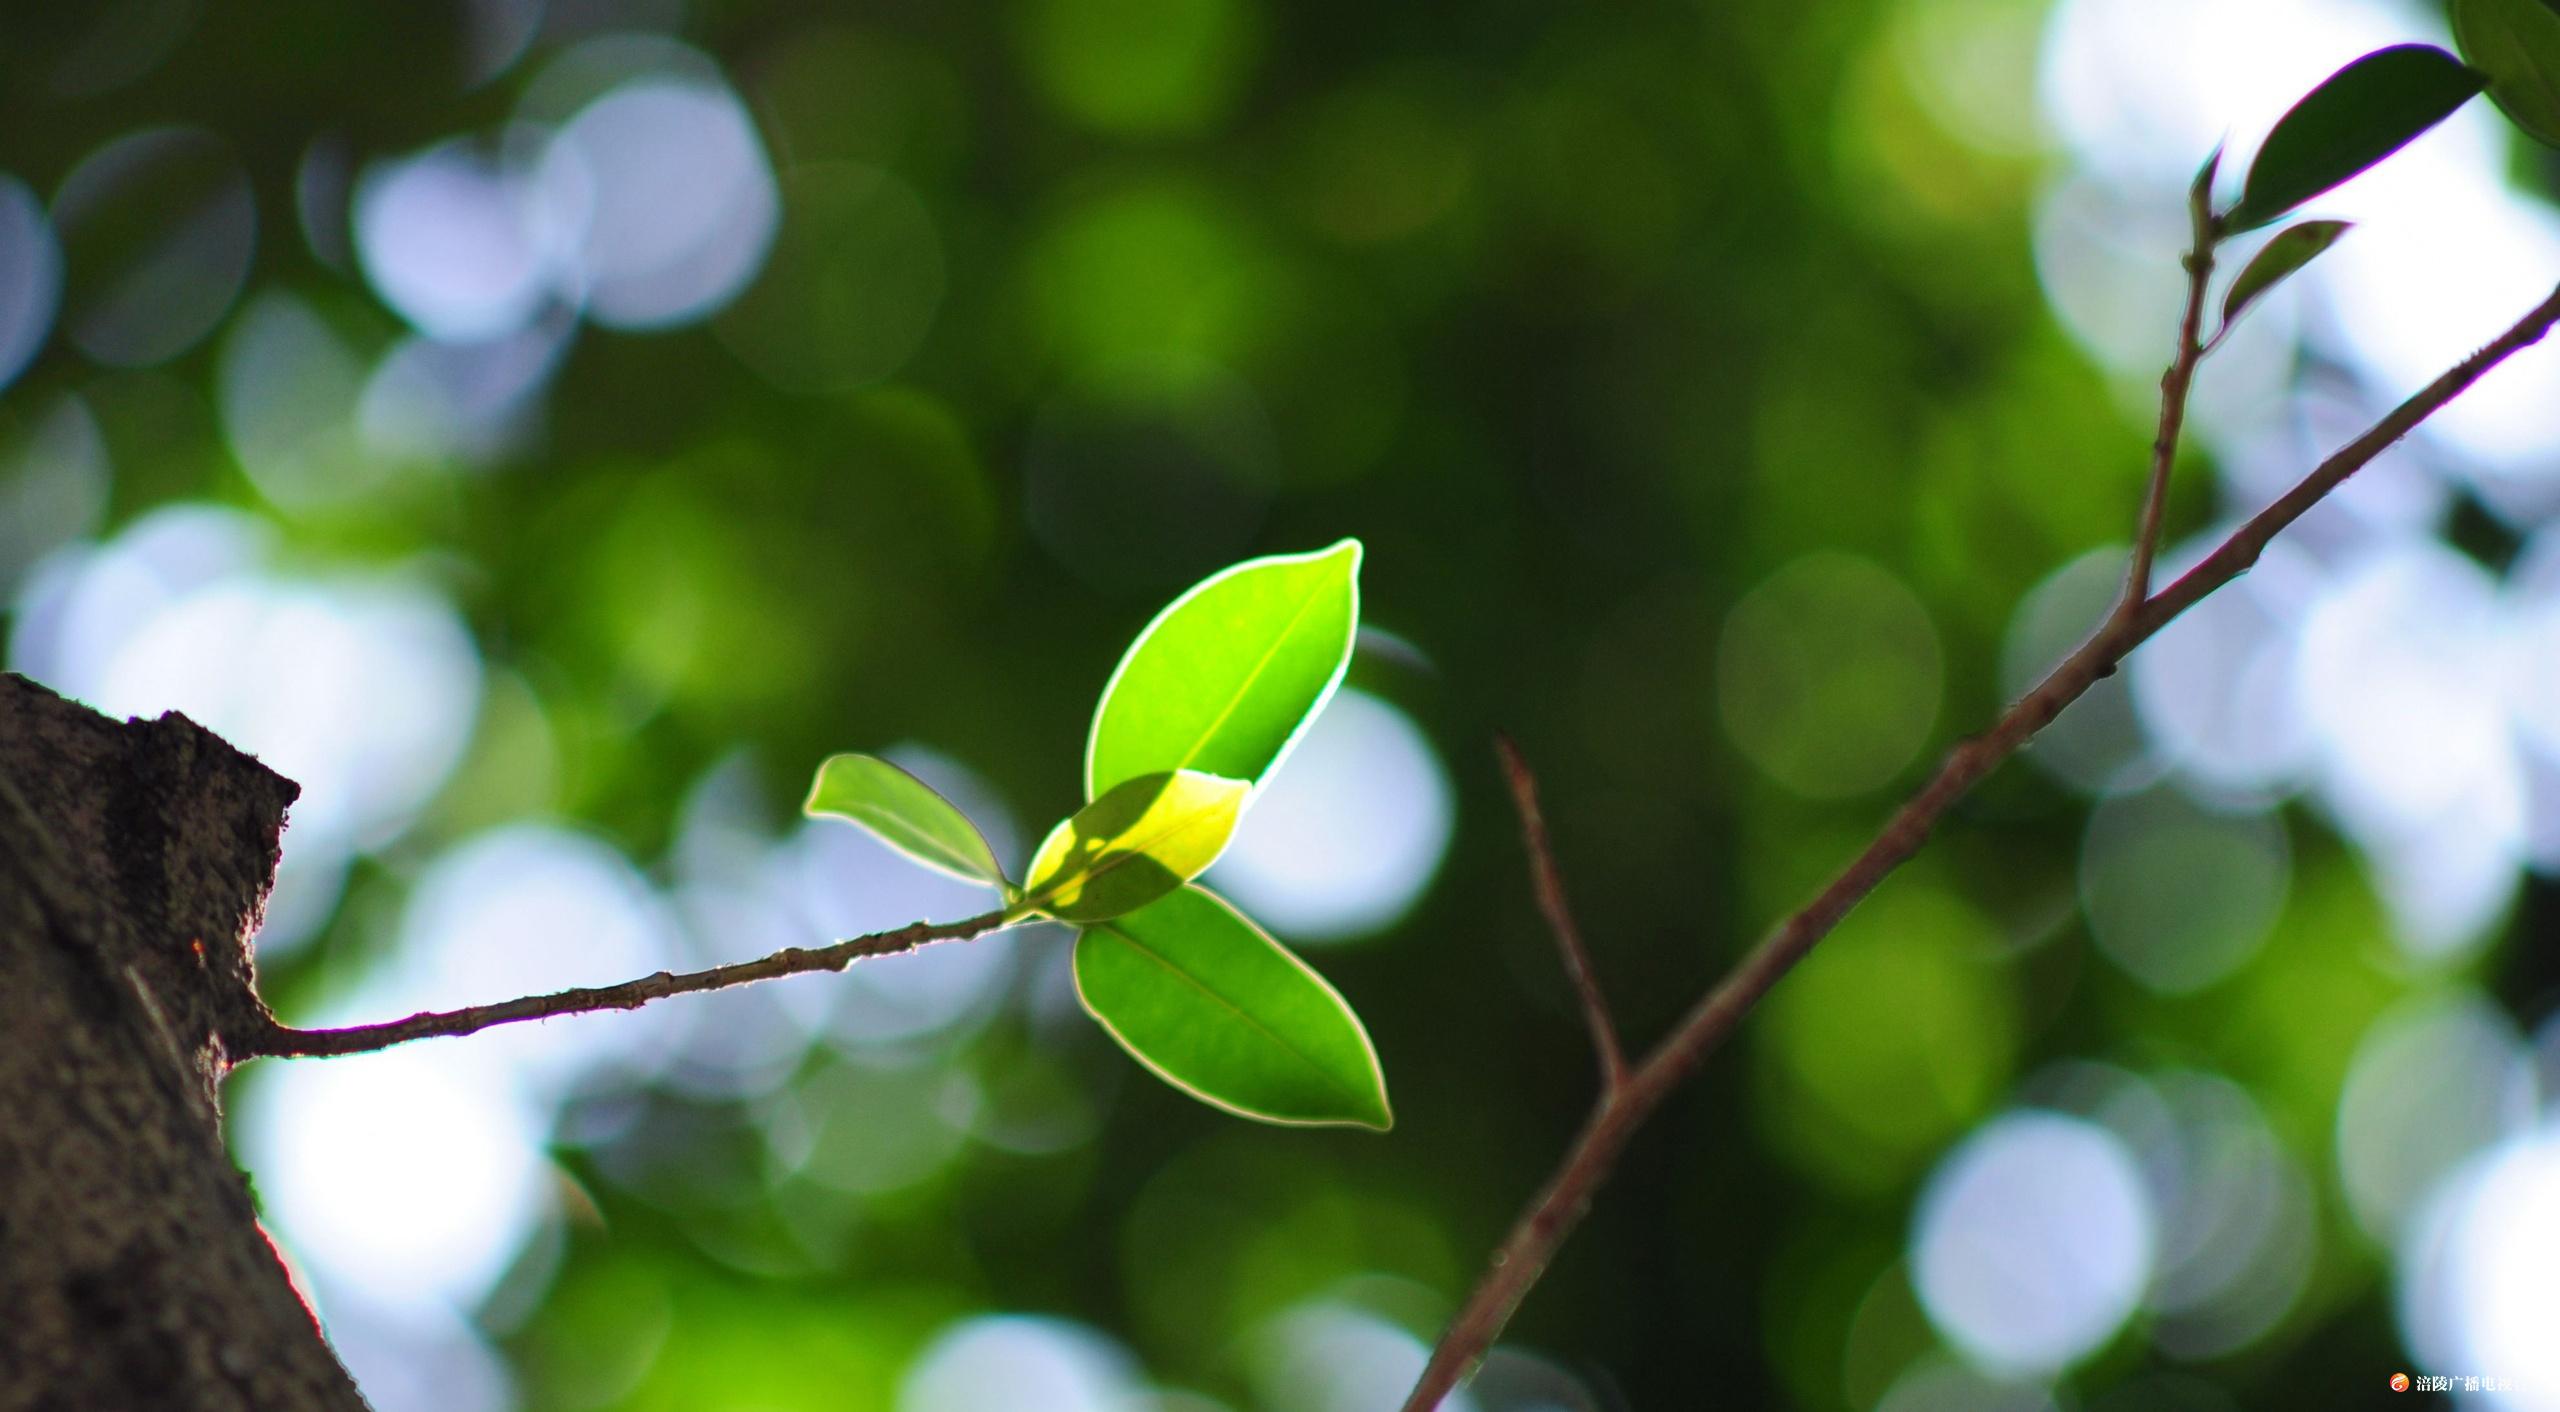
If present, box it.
[1072,887,1393,1131]
[1079,538,1364,802]
[801,751,1010,888]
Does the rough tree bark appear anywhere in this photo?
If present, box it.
[0,672,363,1412]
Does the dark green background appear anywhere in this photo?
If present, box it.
[5,0,2551,1407]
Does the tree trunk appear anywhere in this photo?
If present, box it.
[0,672,365,1412]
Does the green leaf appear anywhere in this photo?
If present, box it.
[1075,885,1391,1129]
[803,752,1008,887]
[1021,770,1250,923]
[2455,0,2560,149]
[2217,219,2352,339]
[2227,45,2487,232]
[1084,539,1362,800]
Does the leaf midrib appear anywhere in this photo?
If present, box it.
[1091,916,1369,1113]
[1026,790,1234,908]
[1169,572,1335,778]
[856,802,990,880]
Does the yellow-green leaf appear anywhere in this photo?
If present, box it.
[1021,769,1249,923]
[803,752,1008,887]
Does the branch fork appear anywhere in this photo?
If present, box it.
[214,188,2560,1412]
[1495,733,1625,1096]
[1399,236,2560,1406]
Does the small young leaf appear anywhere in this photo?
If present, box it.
[1021,770,1250,923]
[2217,220,2352,339]
[1075,885,1391,1129]
[2227,45,2487,231]
[1084,539,1361,801]
[804,753,1008,887]
[2454,0,2560,150]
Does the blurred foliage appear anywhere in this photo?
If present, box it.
[5,0,2557,1408]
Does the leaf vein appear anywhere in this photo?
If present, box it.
[1093,918,1365,1108]
[1171,577,1335,778]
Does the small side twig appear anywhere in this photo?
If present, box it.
[1401,281,2560,1411]
[1495,733,1623,1093]
[244,907,1016,1059]
[2131,289,2560,635]
[2120,171,2223,616]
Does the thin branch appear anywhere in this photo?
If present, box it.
[1401,278,2560,1410]
[2135,281,2560,637]
[2120,182,2222,615]
[244,908,1017,1059]
[1495,733,1624,1092]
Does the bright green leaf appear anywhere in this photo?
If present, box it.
[1075,884,1391,1129]
[803,752,1008,887]
[2455,0,2560,149]
[2217,219,2352,340]
[1084,539,1362,800]
[1021,769,1250,923]
[2227,45,2486,231]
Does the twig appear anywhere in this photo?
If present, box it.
[1400,279,2560,1410]
[2134,284,2560,635]
[245,908,1016,1059]
[2120,172,2222,616]
[1495,734,1623,1092]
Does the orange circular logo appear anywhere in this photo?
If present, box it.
[2391,1374,2411,1392]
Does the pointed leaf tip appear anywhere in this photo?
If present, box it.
[2217,219,2352,341]
[2228,44,2485,232]
[1075,886,1392,1129]
[1084,539,1364,801]
[804,753,1008,887]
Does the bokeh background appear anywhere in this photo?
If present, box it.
[4,0,2559,1406]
